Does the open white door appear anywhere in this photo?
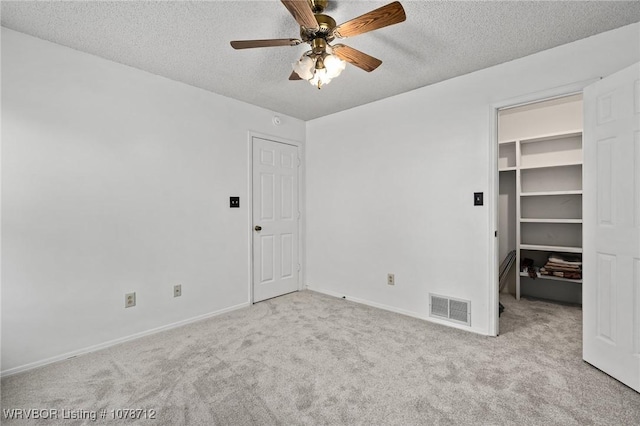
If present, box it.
[252,137,300,303]
[583,62,640,392]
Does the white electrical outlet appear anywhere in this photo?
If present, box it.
[174,284,182,297]
[125,292,136,308]
[387,273,395,286]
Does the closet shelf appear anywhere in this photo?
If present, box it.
[519,130,583,144]
[519,271,582,284]
[520,190,582,197]
[499,166,517,172]
[520,218,582,224]
[499,130,582,146]
[520,244,583,254]
[520,161,582,170]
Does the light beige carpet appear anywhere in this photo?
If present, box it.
[1,290,639,425]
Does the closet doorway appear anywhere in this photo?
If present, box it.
[493,62,639,392]
[497,94,584,307]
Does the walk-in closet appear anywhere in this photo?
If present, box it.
[498,94,583,305]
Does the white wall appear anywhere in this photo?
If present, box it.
[305,23,640,335]
[1,28,305,374]
[498,94,583,143]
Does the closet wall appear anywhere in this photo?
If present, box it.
[498,94,583,304]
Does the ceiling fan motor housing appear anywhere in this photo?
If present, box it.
[301,13,336,43]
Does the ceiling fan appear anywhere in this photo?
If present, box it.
[230,0,406,89]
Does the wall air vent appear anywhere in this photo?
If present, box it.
[429,294,471,326]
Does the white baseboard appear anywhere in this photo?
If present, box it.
[1,301,250,378]
[306,285,488,336]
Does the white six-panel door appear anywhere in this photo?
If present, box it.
[252,137,300,303]
[583,62,640,392]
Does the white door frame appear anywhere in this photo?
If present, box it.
[487,79,599,336]
[248,131,305,304]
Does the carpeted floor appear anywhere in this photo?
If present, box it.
[1,290,639,425]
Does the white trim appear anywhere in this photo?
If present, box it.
[306,286,488,336]
[496,79,596,111]
[248,132,254,304]
[487,99,500,337]
[298,133,307,292]
[489,78,597,335]
[248,131,305,304]
[0,301,250,378]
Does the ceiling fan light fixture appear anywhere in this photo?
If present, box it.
[292,49,346,89]
[231,1,407,89]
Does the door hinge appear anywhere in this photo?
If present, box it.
[297,211,301,219]
[297,264,301,271]
[495,231,498,237]
[297,157,301,167]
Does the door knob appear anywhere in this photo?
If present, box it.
[254,225,262,231]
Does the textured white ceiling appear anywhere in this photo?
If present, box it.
[2,1,640,120]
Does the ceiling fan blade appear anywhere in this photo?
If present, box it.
[281,0,319,31]
[333,1,406,39]
[230,39,302,49]
[289,71,302,80]
[332,44,382,72]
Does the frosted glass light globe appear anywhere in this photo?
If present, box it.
[323,54,346,79]
[309,68,332,88]
[292,55,314,80]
